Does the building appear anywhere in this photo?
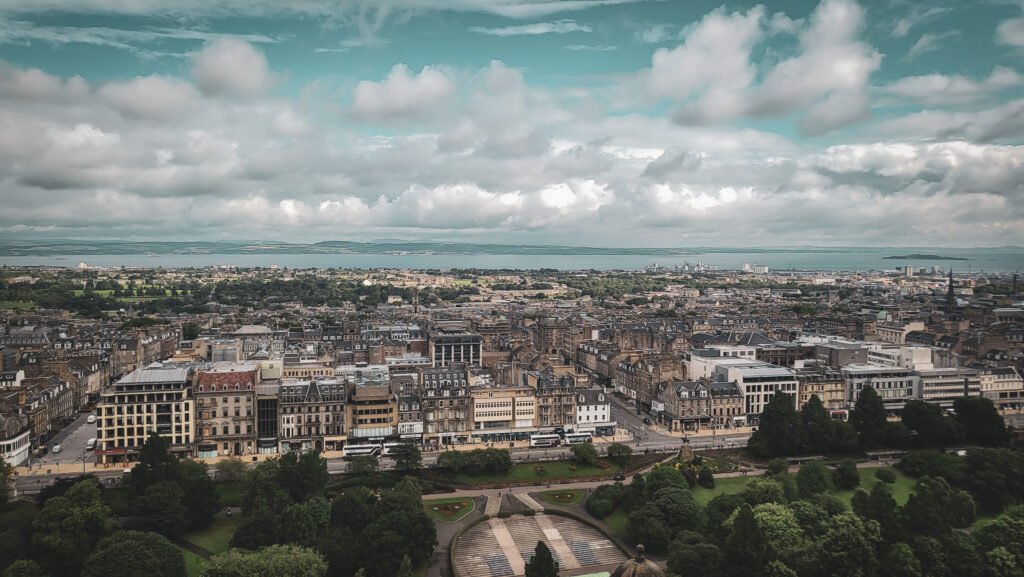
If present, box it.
[256,382,279,454]
[528,370,578,429]
[707,381,745,429]
[659,380,710,433]
[195,361,259,458]
[842,364,919,412]
[279,378,348,453]
[575,388,614,436]
[713,360,798,422]
[977,366,1024,409]
[469,381,537,442]
[346,376,398,444]
[0,413,29,466]
[428,322,483,367]
[916,367,982,408]
[96,362,198,464]
[419,363,472,445]
[397,393,424,440]
[796,369,847,415]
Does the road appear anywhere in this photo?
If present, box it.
[28,412,98,469]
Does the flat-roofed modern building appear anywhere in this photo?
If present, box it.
[96,361,199,464]
[916,367,981,408]
[842,364,919,412]
[428,322,482,367]
[713,360,798,421]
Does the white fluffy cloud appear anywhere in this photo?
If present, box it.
[190,39,276,97]
[997,18,1024,47]
[351,64,455,120]
[880,67,1024,105]
[98,75,200,119]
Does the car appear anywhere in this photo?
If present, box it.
[87,414,97,424]
[642,417,652,425]
[614,473,626,481]
[52,444,63,454]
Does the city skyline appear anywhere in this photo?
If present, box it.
[1,0,1023,247]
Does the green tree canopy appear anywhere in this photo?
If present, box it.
[31,479,116,577]
[524,541,559,577]
[391,441,422,472]
[800,395,834,454]
[200,545,327,577]
[81,531,186,577]
[796,460,833,498]
[570,442,598,466]
[953,396,1009,447]
[850,385,886,449]
[748,393,803,458]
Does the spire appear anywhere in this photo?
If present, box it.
[945,269,956,314]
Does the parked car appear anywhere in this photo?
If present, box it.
[52,444,63,454]
[87,414,97,424]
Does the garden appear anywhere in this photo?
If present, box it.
[539,489,584,506]
[423,497,476,522]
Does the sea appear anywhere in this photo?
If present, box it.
[2,248,1023,273]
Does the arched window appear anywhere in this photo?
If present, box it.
[198,385,204,392]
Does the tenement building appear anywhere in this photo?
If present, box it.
[195,361,259,458]
[96,361,198,464]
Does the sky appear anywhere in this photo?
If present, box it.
[0,0,1022,248]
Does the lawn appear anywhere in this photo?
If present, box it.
[215,482,244,505]
[456,461,620,484]
[181,513,244,555]
[179,547,208,577]
[0,301,34,310]
[690,467,917,507]
[423,497,476,522]
[602,508,629,536]
[540,489,584,506]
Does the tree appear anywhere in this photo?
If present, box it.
[667,532,722,577]
[0,456,11,507]
[200,545,327,577]
[742,478,786,506]
[851,385,887,449]
[698,466,715,489]
[796,460,832,498]
[571,442,598,466]
[800,395,834,454]
[832,459,861,491]
[215,457,247,482]
[181,321,201,340]
[723,505,767,577]
[524,541,559,577]
[349,455,379,475]
[645,464,689,497]
[607,443,633,467]
[766,458,789,476]
[902,476,976,537]
[958,448,1024,515]
[883,421,914,449]
[953,396,1009,447]
[902,400,959,447]
[879,542,921,577]
[391,441,422,473]
[278,451,328,502]
[127,433,177,499]
[748,393,803,458]
[176,460,220,530]
[31,479,117,577]
[2,561,44,577]
[136,481,188,536]
[803,513,881,577]
[830,421,860,453]
[81,531,186,577]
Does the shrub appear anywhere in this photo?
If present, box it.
[522,509,536,516]
[698,466,715,489]
[797,460,833,498]
[587,497,616,519]
[875,468,897,484]
[832,459,861,491]
[766,458,789,476]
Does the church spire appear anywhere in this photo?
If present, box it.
[945,269,955,314]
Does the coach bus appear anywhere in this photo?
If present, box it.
[529,434,562,448]
[342,444,382,460]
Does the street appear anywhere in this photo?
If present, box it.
[28,412,98,470]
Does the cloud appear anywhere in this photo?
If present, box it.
[634,24,673,43]
[470,19,590,36]
[891,6,952,38]
[190,38,277,97]
[563,44,617,51]
[351,64,455,120]
[881,67,1024,105]
[906,30,960,60]
[98,75,200,119]
[997,18,1024,47]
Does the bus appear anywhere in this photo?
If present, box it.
[342,444,382,460]
[85,438,97,451]
[381,443,404,456]
[529,434,561,448]
[564,432,593,445]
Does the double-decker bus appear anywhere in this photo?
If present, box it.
[342,444,382,460]
[563,432,593,445]
[381,443,405,456]
[529,434,562,448]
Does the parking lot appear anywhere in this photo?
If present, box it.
[28,412,99,470]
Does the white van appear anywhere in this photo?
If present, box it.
[85,438,97,451]
[52,444,63,454]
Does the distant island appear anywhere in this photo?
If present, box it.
[883,254,970,260]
